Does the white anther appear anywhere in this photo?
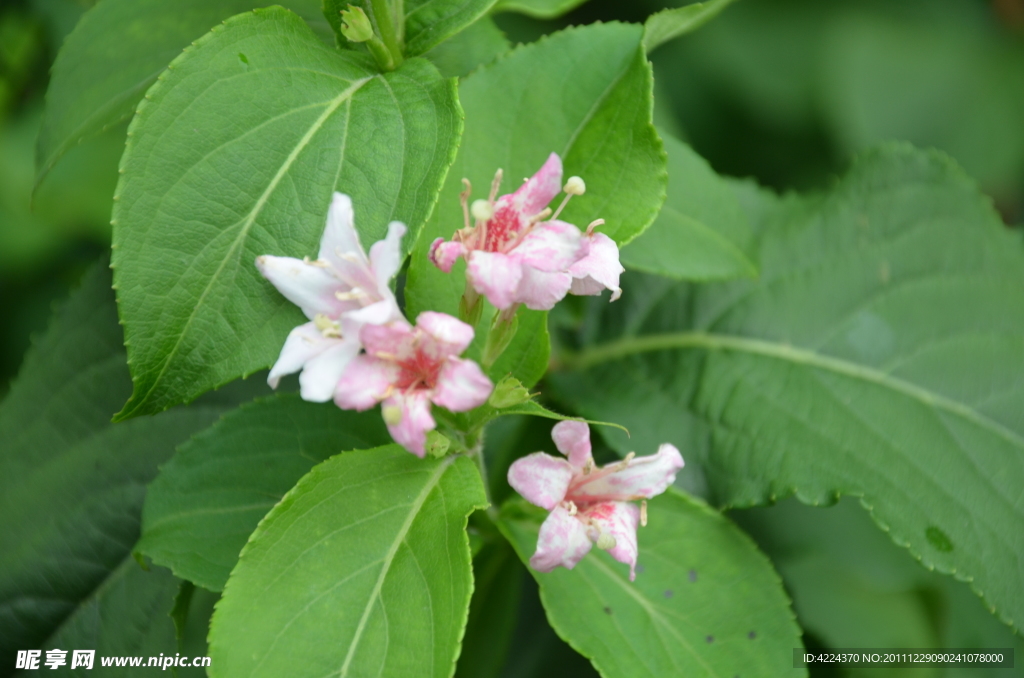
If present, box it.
[565,500,578,516]
[313,313,341,338]
[582,459,594,476]
[335,288,365,301]
[471,199,494,222]
[640,500,648,527]
[382,405,403,425]
[596,532,617,550]
[616,451,636,470]
[585,218,605,235]
[564,176,586,195]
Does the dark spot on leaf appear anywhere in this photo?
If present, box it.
[603,606,612,615]
[706,635,714,643]
[748,631,756,639]
[663,589,673,598]
[238,53,249,66]
[688,569,697,582]
[925,526,954,552]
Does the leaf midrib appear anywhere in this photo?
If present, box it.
[338,456,454,677]
[120,75,374,418]
[567,331,1024,451]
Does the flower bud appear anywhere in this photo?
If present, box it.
[340,5,374,43]
[488,375,532,409]
[425,430,451,458]
[563,176,586,196]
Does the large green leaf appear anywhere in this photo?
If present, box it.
[642,0,741,53]
[499,490,804,678]
[111,7,462,420]
[36,563,210,678]
[0,262,261,667]
[138,394,390,592]
[553,145,1024,630]
[491,0,588,19]
[621,131,756,281]
[424,15,510,79]
[404,0,500,56]
[405,21,666,386]
[35,0,330,185]
[208,447,487,678]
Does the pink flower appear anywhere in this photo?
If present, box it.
[334,312,493,456]
[256,193,405,402]
[507,421,683,580]
[429,153,622,310]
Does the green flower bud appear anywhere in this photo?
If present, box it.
[425,430,451,458]
[488,375,532,409]
[340,5,374,43]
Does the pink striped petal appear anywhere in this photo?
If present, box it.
[334,355,399,410]
[551,420,592,469]
[530,505,592,573]
[569,232,624,301]
[582,502,641,581]
[467,251,523,310]
[570,444,684,503]
[417,311,475,357]
[369,221,406,290]
[512,220,585,272]
[507,452,573,510]
[433,357,492,411]
[360,321,416,361]
[496,153,563,218]
[255,255,345,319]
[384,392,435,457]
[514,266,572,311]
[430,238,466,273]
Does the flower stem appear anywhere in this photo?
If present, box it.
[368,0,403,70]
[482,305,519,368]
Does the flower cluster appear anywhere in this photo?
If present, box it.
[508,421,683,580]
[429,153,624,310]
[256,156,677,578]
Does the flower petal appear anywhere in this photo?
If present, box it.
[360,321,416,361]
[433,358,492,411]
[334,354,399,410]
[255,255,345,319]
[345,297,402,326]
[298,337,361,402]
[429,238,466,273]
[497,152,563,218]
[507,452,573,510]
[583,502,641,581]
[267,322,332,388]
[417,311,475,357]
[384,392,435,457]
[570,444,684,503]
[530,505,592,573]
[551,420,592,469]
[318,193,368,269]
[467,251,523,310]
[515,266,572,311]
[569,232,624,301]
[369,220,406,291]
[512,220,585,272]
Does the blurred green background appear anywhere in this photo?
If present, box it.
[2,0,1022,674]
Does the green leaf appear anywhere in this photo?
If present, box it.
[138,394,390,592]
[404,0,500,56]
[208,447,487,678]
[498,490,805,678]
[40,562,212,677]
[621,131,756,281]
[424,15,510,79]
[111,7,462,420]
[0,261,260,664]
[35,0,331,185]
[553,145,1024,631]
[491,0,588,20]
[642,0,741,53]
[405,22,666,386]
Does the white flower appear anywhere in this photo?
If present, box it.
[256,193,404,401]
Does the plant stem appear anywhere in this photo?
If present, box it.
[369,0,403,69]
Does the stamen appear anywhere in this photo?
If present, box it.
[640,500,648,527]
[615,451,636,471]
[550,193,573,221]
[460,178,473,231]
[313,313,341,338]
[304,256,330,268]
[374,351,399,361]
[471,199,494,222]
[565,500,578,516]
[585,218,605,235]
[527,207,552,225]
[582,459,594,475]
[335,288,365,301]
[564,176,586,196]
[489,169,503,202]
